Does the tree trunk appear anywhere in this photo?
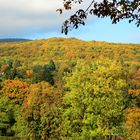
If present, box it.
[108,135,113,140]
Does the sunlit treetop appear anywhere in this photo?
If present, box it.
[57,0,140,34]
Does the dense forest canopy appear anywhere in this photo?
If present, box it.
[0,38,140,139]
[57,0,140,34]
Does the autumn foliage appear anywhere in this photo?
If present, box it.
[0,38,140,139]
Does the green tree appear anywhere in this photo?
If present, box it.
[0,96,17,136]
[32,65,45,83]
[1,60,23,80]
[48,60,56,71]
[62,59,129,139]
[32,61,56,84]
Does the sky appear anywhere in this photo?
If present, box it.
[0,0,140,44]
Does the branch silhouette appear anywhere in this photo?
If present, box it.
[57,0,140,34]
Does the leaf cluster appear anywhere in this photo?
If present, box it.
[58,0,140,34]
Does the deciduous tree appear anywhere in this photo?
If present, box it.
[62,59,129,139]
[16,82,62,140]
[58,0,140,34]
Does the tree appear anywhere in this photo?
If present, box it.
[125,68,140,139]
[0,96,17,136]
[32,61,56,84]
[62,59,129,139]
[15,82,62,140]
[125,108,140,140]
[58,0,140,34]
[2,80,29,105]
[0,60,24,80]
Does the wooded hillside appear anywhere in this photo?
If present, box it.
[0,38,140,139]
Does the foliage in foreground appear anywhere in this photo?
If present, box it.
[0,38,140,139]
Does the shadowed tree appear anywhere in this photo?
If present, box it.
[57,0,140,34]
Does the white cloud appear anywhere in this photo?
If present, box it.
[0,0,67,37]
[0,0,94,38]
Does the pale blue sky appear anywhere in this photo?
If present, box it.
[33,18,140,44]
[0,0,140,44]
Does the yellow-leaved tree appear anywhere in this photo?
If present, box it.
[62,59,129,140]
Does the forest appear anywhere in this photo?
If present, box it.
[0,37,140,140]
